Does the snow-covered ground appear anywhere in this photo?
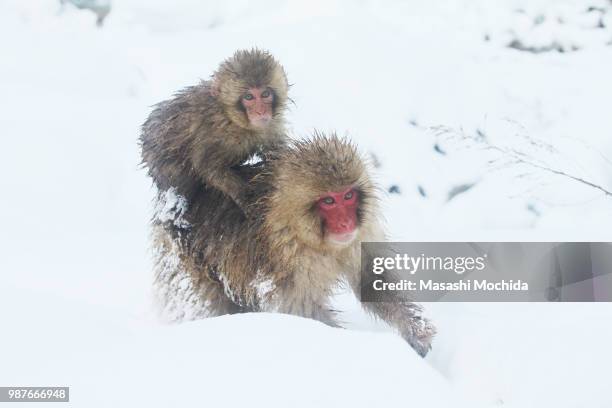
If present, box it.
[1,1,611,407]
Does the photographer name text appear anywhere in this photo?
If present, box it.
[372,279,529,292]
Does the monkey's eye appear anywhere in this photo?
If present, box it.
[261,89,272,98]
[322,197,335,205]
[243,93,254,101]
[344,191,354,200]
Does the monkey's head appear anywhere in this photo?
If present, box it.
[212,49,289,131]
[262,133,379,251]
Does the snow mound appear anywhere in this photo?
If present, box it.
[1,285,471,408]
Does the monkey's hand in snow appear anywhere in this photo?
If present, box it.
[399,314,436,357]
[360,300,436,357]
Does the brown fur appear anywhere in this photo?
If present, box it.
[140,48,289,212]
[151,133,435,357]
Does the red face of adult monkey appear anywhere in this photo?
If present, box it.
[140,49,289,213]
[260,136,376,253]
[152,133,436,357]
[317,187,360,244]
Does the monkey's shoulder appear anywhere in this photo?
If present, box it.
[176,85,219,116]
[147,81,215,121]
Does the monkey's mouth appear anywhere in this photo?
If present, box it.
[249,114,272,128]
[327,230,358,246]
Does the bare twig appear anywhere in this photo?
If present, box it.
[432,125,612,198]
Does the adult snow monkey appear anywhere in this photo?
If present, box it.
[140,48,290,215]
[151,133,436,357]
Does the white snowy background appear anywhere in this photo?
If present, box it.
[1,1,612,407]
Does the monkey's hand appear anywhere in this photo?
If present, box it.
[274,295,343,329]
[361,300,435,357]
[397,311,436,358]
[231,190,259,219]
[199,165,251,216]
[239,181,267,219]
[232,192,251,216]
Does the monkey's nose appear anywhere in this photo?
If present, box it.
[337,218,355,232]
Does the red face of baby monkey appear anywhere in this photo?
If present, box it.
[317,187,359,245]
[241,87,274,128]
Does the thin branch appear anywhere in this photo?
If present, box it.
[432,125,612,199]
[514,158,612,197]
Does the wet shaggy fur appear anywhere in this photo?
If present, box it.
[151,134,436,357]
[140,49,289,212]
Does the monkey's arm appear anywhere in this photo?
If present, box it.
[271,283,342,328]
[208,166,250,211]
[190,140,250,212]
[277,300,342,328]
[362,299,435,357]
[344,268,436,357]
